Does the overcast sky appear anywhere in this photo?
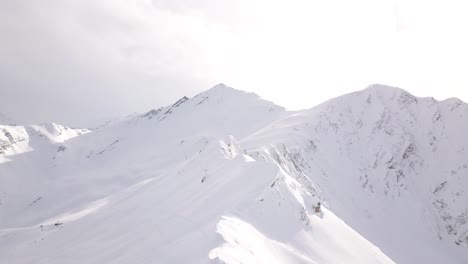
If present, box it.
[1,0,468,127]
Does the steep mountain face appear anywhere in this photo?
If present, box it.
[0,84,467,264]
[241,84,468,263]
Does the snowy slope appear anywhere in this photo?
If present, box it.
[0,84,467,263]
[0,84,286,229]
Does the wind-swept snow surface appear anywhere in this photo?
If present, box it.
[0,84,467,263]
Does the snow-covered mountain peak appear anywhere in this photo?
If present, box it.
[361,84,468,112]
[242,84,468,262]
[135,84,286,141]
[199,83,263,99]
[207,82,233,92]
[365,83,406,94]
[141,83,242,120]
[351,83,419,107]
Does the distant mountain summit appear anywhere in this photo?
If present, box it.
[0,122,89,160]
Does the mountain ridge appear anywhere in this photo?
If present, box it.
[0,84,467,264]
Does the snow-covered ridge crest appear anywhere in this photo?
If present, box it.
[140,83,285,123]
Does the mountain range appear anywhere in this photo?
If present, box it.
[0,84,467,264]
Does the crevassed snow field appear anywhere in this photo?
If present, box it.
[1,84,467,263]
